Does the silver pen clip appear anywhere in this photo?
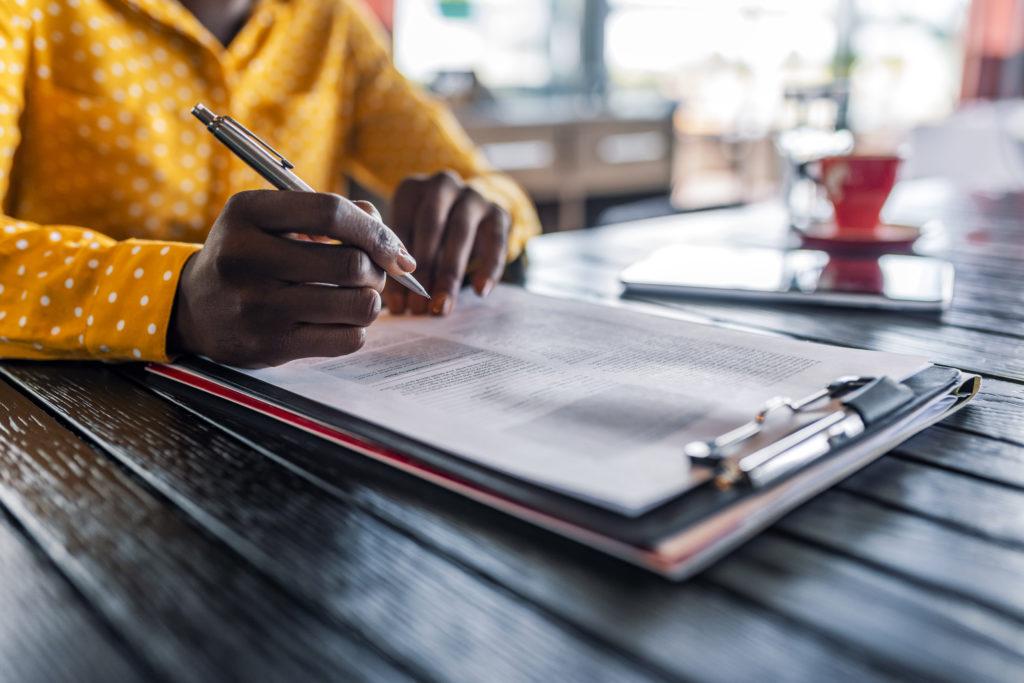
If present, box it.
[192,103,293,170]
[217,116,295,170]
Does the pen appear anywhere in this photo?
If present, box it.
[190,103,430,299]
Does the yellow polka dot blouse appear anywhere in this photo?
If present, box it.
[0,0,540,361]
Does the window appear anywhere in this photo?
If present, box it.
[604,0,969,134]
[393,0,970,132]
[393,0,586,93]
[848,0,970,130]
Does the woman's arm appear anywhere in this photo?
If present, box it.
[0,7,199,361]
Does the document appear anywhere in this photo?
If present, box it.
[240,286,928,514]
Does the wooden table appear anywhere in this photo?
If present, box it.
[1,180,1022,682]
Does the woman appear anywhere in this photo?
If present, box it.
[0,0,539,366]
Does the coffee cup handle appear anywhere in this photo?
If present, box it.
[799,160,823,184]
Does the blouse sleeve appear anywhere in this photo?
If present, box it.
[0,6,199,361]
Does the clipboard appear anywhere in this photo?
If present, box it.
[146,359,979,580]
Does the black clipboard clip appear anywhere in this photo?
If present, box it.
[685,376,915,490]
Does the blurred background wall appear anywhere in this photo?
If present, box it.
[359,0,1020,231]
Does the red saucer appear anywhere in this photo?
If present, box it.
[797,222,922,253]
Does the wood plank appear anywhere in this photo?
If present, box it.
[18,366,1023,681]
[135,363,1024,682]
[158,371,899,683]
[346,488,896,683]
[776,490,1024,621]
[893,426,1024,489]
[274,406,1024,682]
[525,198,1024,678]
[936,310,1024,339]
[886,181,1024,259]
[841,457,1024,547]
[132,365,1020,682]
[898,264,1024,329]
[0,375,412,683]
[710,535,1024,683]
[940,377,1024,446]
[953,270,1024,312]
[2,175,1017,682]
[0,508,146,683]
[7,362,893,681]
[0,363,671,683]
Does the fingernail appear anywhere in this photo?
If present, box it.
[354,200,381,220]
[431,294,452,316]
[397,249,416,273]
[479,278,495,297]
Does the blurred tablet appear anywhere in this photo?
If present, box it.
[620,245,954,311]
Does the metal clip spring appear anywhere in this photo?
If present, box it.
[684,375,874,461]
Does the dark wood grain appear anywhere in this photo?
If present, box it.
[185,391,895,683]
[170,370,1024,682]
[842,458,1024,547]
[0,363,670,683]
[939,377,1024,446]
[120,365,1024,680]
[159,359,1022,683]
[515,185,1024,679]
[776,491,1024,620]
[885,181,1024,266]
[0,377,411,683]
[711,536,1024,683]
[0,509,146,683]
[13,360,1022,682]
[893,426,1024,489]
[3,363,894,681]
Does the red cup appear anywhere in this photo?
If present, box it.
[817,155,901,233]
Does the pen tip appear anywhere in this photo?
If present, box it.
[393,272,431,300]
[191,103,215,125]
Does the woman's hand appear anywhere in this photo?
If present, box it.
[385,171,510,316]
[169,190,416,367]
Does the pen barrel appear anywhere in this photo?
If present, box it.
[209,124,314,192]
